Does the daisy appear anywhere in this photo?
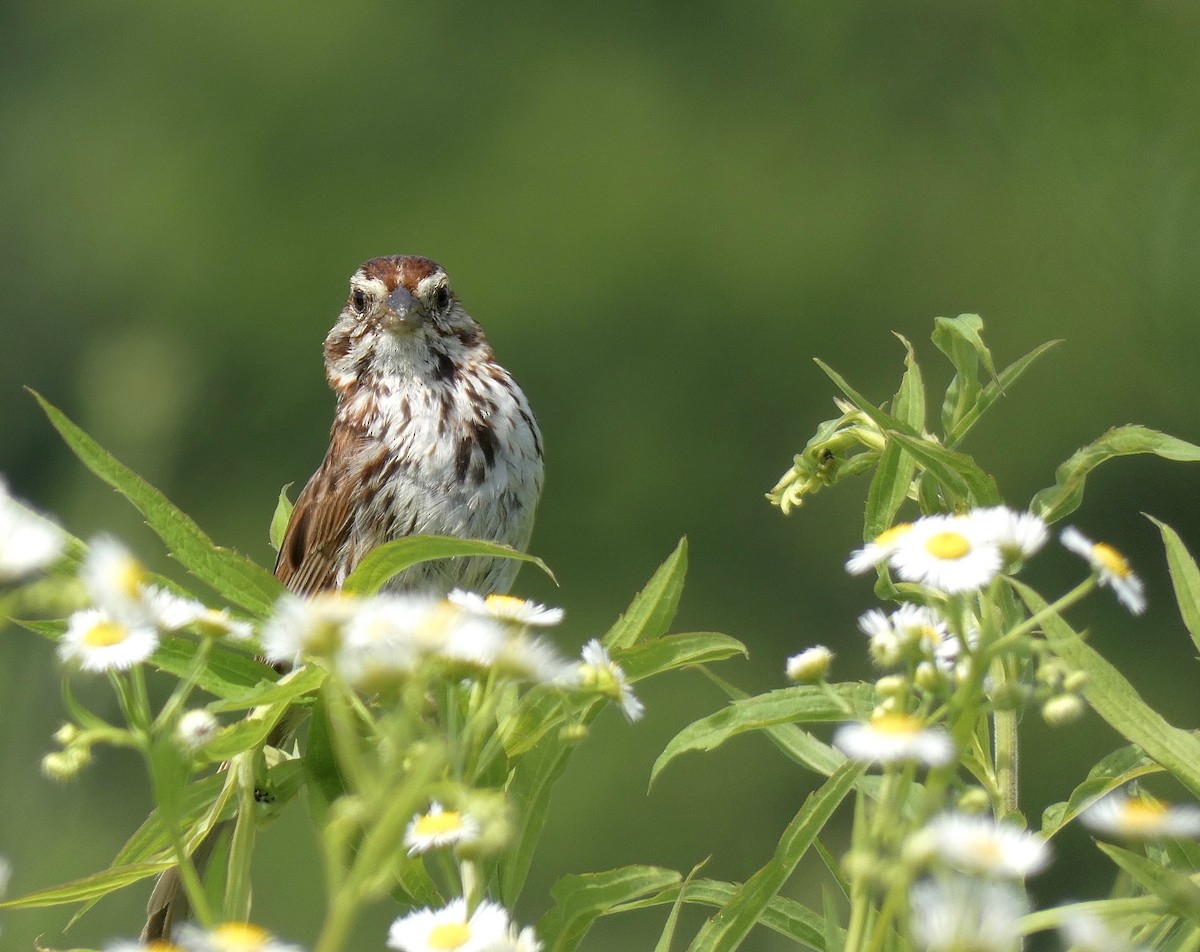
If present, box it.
[404,802,481,855]
[143,588,253,640]
[58,608,159,672]
[785,645,833,683]
[1081,790,1200,839]
[81,536,151,621]
[174,922,303,952]
[923,813,1051,878]
[846,522,914,574]
[488,925,542,952]
[387,898,510,952]
[260,592,361,666]
[106,941,187,952]
[1060,527,1146,615]
[858,608,904,667]
[833,713,955,767]
[1058,910,1147,952]
[909,876,1028,952]
[578,639,644,721]
[858,604,961,670]
[0,480,64,581]
[448,590,564,627]
[974,506,1049,566]
[889,514,1003,593]
[334,595,437,685]
[176,709,220,751]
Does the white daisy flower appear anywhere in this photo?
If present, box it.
[143,587,253,640]
[487,634,576,684]
[438,614,510,671]
[785,645,833,683]
[1058,909,1147,952]
[448,590,564,627]
[1081,790,1200,840]
[387,898,510,952]
[58,608,159,672]
[578,639,644,721]
[924,813,1051,878]
[974,506,1048,565]
[1060,527,1146,615]
[334,594,439,685]
[488,925,542,952]
[175,922,303,952]
[909,876,1028,952]
[0,480,64,581]
[260,592,361,666]
[176,709,220,751]
[404,802,482,855]
[833,713,955,767]
[846,522,914,574]
[858,604,961,670]
[81,535,151,621]
[858,608,905,667]
[889,514,1003,594]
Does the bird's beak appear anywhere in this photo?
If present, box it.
[379,286,427,334]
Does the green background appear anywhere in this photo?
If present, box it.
[3,3,1200,949]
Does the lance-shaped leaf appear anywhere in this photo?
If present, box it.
[1147,515,1200,655]
[537,866,682,952]
[0,861,174,910]
[1041,745,1160,838]
[33,391,284,615]
[604,538,688,651]
[889,432,1001,507]
[1098,842,1200,925]
[269,483,293,553]
[932,314,992,439]
[341,535,555,595]
[619,632,747,681]
[944,338,1060,447]
[1030,426,1200,524]
[1013,579,1200,799]
[686,762,862,952]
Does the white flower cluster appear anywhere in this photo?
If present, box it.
[388,899,540,952]
[0,477,64,582]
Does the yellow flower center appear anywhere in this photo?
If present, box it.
[484,594,527,615]
[114,557,145,598]
[429,921,472,949]
[870,713,921,735]
[82,621,130,648]
[876,523,913,547]
[924,530,972,561]
[917,625,944,647]
[414,810,465,838]
[1121,797,1168,831]
[144,943,186,952]
[1092,542,1132,579]
[210,922,270,951]
[967,838,1003,864]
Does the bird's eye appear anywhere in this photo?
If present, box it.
[351,289,367,313]
[433,285,451,311]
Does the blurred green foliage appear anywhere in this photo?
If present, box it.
[3,3,1200,948]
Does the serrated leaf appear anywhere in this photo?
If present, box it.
[341,535,555,595]
[1041,745,1159,838]
[537,866,682,952]
[0,861,173,909]
[619,632,747,682]
[651,683,875,787]
[33,391,284,615]
[686,762,862,952]
[152,636,277,701]
[1013,579,1200,799]
[269,483,294,553]
[1147,515,1200,655]
[604,538,687,651]
[1030,426,1200,524]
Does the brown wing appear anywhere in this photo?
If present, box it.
[274,427,363,596]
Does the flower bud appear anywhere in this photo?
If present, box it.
[1042,694,1085,726]
[786,646,833,683]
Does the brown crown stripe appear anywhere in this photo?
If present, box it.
[358,255,444,293]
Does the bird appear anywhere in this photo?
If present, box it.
[141,254,544,940]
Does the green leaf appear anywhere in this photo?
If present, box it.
[944,339,1060,447]
[302,693,344,830]
[1147,515,1200,655]
[891,333,926,432]
[537,866,682,952]
[619,632,747,682]
[501,734,578,906]
[1013,579,1200,799]
[932,314,992,439]
[863,443,916,543]
[653,862,707,952]
[651,683,875,788]
[33,391,284,615]
[0,861,173,909]
[1098,842,1200,925]
[1030,426,1200,524]
[207,662,325,713]
[686,762,862,952]
[604,538,688,651]
[152,636,278,701]
[341,535,555,595]
[813,360,922,442]
[618,879,828,950]
[269,483,294,553]
[889,433,1001,508]
[1041,745,1159,838]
